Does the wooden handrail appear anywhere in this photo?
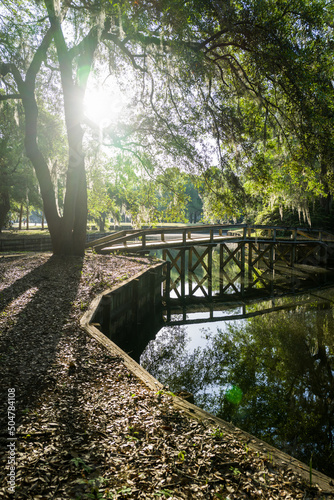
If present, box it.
[93,230,146,250]
[88,224,334,252]
[85,230,127,248]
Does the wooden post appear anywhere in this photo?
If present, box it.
[291,243,296,267]
[220,244,224,294]
[183,229,187,245]
[269,243,274,270]
[188,247,193,296]
[166,261,171,302]
[181,249,185,298]
[162,249,167,298]
[248,242,253,283]
[208,246,213,298]
[240,242,245,297]
[163,256,171,302]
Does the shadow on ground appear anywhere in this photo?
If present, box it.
[0,254,83,428]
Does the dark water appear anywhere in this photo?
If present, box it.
[139,247,334,478]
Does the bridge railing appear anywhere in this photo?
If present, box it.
[86,223,245,251]
[86,224,334,253]
[226,225,334,242]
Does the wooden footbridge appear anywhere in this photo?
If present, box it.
[87,224,334,253]
[87,224,334,299]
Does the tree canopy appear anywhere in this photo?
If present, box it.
[1,0,334,253]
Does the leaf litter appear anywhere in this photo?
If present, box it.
[0,253,332,499]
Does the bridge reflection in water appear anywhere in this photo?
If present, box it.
[161,242,334,325]
[141,252,334,479]
[104,232,334,362]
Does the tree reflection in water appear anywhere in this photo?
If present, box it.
[141,290,334,478]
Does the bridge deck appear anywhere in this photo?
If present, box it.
[101,234,238,252]
[87,224,334,254]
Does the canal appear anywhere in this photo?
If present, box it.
[138,247,334,478]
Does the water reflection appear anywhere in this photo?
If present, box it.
[141,284,334,478]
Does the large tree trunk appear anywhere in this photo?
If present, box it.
[23,91,63,251]
[19,12,90,256]
[99,214,106,233]
[57,144,87,255]
[46,2,97,255]
[5,5,98,255]
[54,83,88,255]
[23,89,87,255]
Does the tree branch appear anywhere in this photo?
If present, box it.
[103,32,145,72]
[0,93,21,100]
[196,29,231,50]
[25,26,56,88]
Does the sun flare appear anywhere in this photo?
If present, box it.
[84,82,124,127]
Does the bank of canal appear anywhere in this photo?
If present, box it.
[109,246,334,479]
[141,285,334,478]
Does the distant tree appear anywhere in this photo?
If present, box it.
[0,101,22,230]
[184,179,203,223]
[0,100,42,231]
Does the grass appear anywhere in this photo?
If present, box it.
[0,229,51,238]
[1,222,192,240]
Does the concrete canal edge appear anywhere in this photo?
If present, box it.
[80,263,334,494]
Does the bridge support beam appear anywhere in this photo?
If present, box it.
[163,248,186,300]
[219,243,245,295]
[161,237,331,299]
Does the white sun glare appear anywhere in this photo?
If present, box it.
[84,81,124,128]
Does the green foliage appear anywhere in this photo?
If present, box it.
[230,466,241,477]
[87,153,202,227]
[177,450,186,461]
[210,428,224,440]
[71,457,93,474]
[0,100,42,227]
[153,488,174,497]
[1,0,334,247]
